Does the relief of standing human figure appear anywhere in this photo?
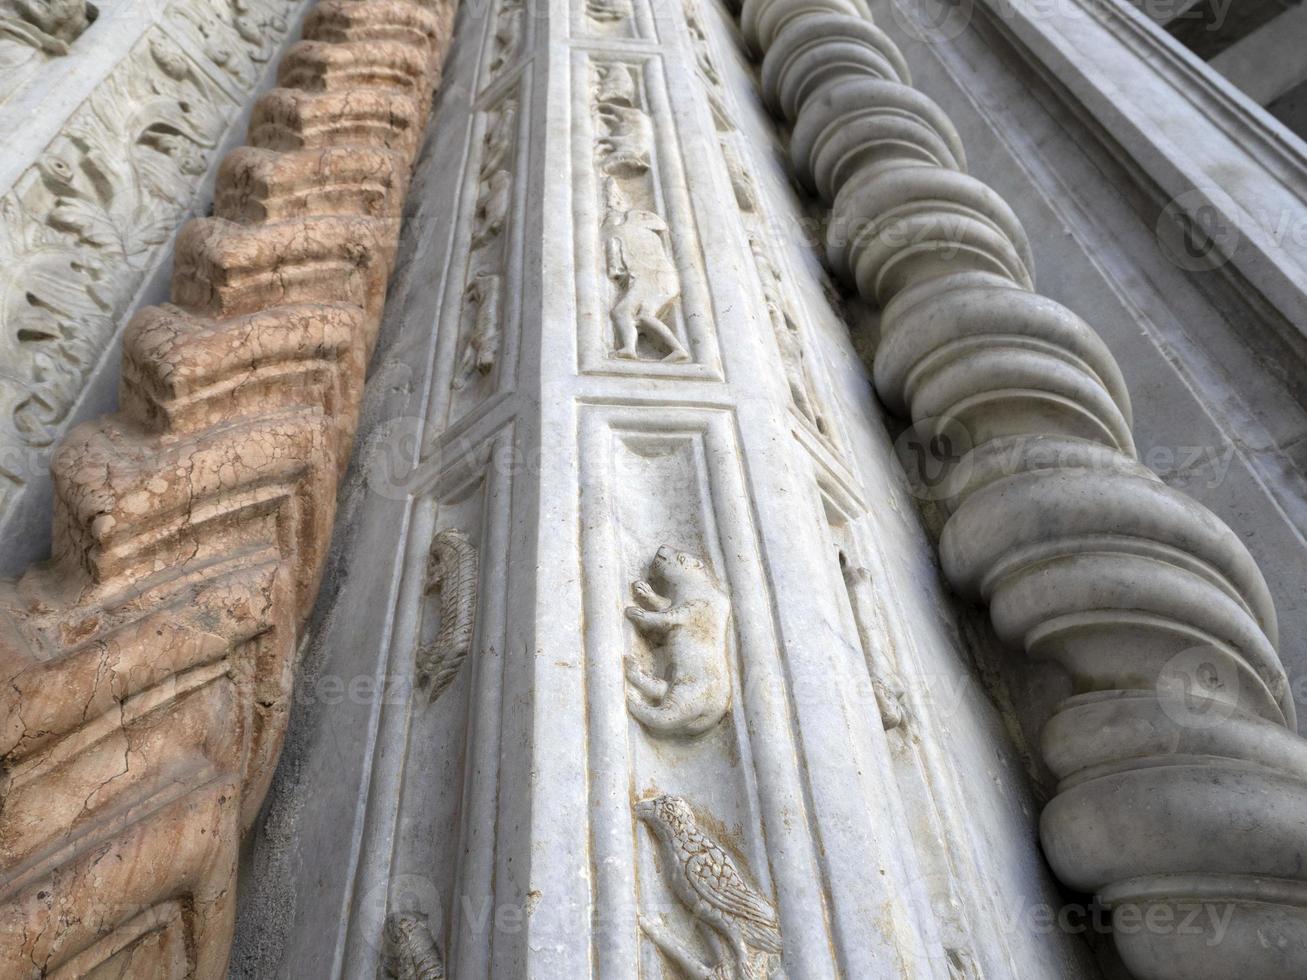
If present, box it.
[601,177,689,362]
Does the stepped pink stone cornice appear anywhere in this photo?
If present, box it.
[0,0,455,974]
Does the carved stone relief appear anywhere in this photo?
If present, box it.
[680,0,832,439]
[168,0,289,93]
[637,795,784,980]
[0,0,453,971]
[583,0,639,39]
[591,61,695,363]
[453,94,517,404]
[485,0,523,83]
[382,911,448,979]
[575,48,722,376]
[454,271,501,389]
[838,552,905,730]
[602,176,689,362]
[0,0,300,530]
[0,0,94,104]
[821,491,991,974]
[749,233,828,435]
[623,545,732,736]
[0,30,237,514]
[415,527,479,702]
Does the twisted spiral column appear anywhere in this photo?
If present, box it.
[0,2,453,975]
[740,1,1307,976]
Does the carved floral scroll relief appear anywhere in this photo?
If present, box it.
[0,2,296,525]
[0,29,238,515]
[577,54,721,376]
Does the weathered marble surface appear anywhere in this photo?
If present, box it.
[231,0,1101,976]
[747,0,1307,974]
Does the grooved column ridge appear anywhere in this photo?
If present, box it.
[737,0,1307,976]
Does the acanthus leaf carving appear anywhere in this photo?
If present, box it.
[0,32,236,499]
[0,0,91,54]
[0,0,454,972]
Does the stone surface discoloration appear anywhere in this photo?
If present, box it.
[0,0,455,974]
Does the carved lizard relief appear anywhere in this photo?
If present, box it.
[623,545,731,736]
[382,911,447,979]
[637,794,783,979]
[416,528,479,703]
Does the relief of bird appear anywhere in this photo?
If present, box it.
[636,795,783,978]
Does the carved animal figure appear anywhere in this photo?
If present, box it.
[472,169,511,247]
[749,236,823,431]
[596,102,653,175]
[416,528,479,702]
[594,63,636,107]
[381,912,446,980]
[623,545,730,736]
[602,178,688,362]
[0,0,90,53]
[454,272,501,389]
[489,0,522,73]
[481,104,517,175]
[636,795,783,980]
[585,0,631,23]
